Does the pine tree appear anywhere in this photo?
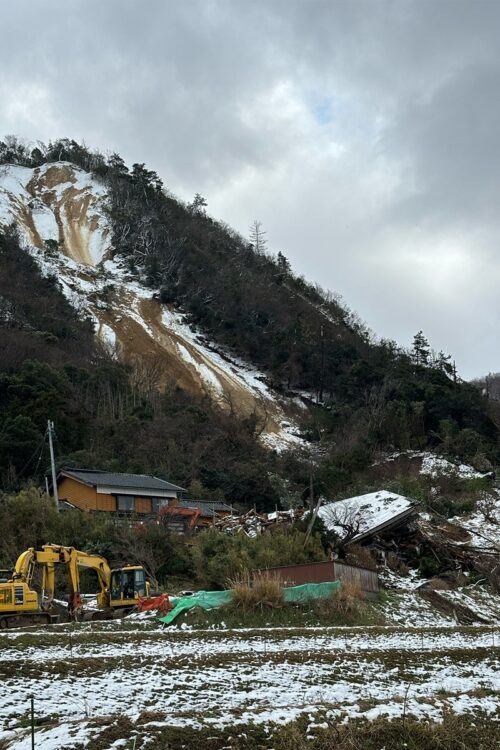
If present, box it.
[276,251,291,274]
[435,350,453,376]
[188,193,207,214]
[412,330,430,366]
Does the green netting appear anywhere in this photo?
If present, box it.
[282,581,341,603]
[160,589,233,624]
[159,581,341,625]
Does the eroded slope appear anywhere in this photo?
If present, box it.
[0,162,304,447]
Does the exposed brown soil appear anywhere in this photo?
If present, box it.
[2,163,298,434]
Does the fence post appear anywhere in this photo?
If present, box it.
[30,695,35,750]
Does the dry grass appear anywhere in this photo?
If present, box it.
[270,714,500,750]
[386,551,410,576]
[82,713,500,750]
[230,575,284,611]
[315,580,364,618]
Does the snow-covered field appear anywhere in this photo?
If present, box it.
[0,620,498,748]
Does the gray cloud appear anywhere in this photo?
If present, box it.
[1,0,499,378]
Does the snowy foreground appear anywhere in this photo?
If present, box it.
[0,619,498,748]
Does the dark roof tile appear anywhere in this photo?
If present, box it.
[60,468,185,493]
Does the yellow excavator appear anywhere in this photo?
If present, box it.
[0,544,150,629]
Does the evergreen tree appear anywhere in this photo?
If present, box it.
[412,330,430,366]
[435,350,453,376]
[277,251,291,274]
[188,193,208,214]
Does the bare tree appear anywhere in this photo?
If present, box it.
[249,220,268,253]
[320,501,362,546]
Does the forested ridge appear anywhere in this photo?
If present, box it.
[1,136,499,507]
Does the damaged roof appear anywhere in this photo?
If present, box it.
[319,490,416,544]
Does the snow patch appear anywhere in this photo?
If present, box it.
[176,343,223,394]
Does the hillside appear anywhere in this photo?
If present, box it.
[0,137,499,503]
[0,160,303,449]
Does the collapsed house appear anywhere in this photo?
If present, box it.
[318,490,417,548]
[319,489,499,591]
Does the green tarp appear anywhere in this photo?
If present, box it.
[159,580,341,625]
[282,581,341,603]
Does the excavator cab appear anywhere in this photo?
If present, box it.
[110,566,148,608]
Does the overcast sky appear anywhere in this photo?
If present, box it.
[2,0,499,378]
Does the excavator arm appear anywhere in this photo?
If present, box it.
[41,563,56,611]
[6,544,151,622]
[13,549,36,584]
[12,545,112,616]
[69,550,112,611]
[36,546,112,615]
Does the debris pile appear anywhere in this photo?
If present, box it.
[318,488,500,610]
[214,508,305,537]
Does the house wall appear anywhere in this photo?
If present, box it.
[96,493,117,512]
[58,477,99,511]
[58,477,154,514]
[135,497,152,513]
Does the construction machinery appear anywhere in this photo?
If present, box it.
[0,544,152,629]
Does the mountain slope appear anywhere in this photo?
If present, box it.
[0,138,498,494]
[0,161,304,449]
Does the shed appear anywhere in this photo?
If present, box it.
[254,560,379,593]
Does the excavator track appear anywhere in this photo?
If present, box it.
[0,612,59,630]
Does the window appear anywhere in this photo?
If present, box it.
[110,569,147,601]
[151,497,169,513]
[134,569,146,597]
[116,495,134,512]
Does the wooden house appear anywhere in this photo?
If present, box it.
[56,468,186,515]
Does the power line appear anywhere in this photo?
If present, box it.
[0,430,48,494]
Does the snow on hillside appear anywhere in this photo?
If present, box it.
[376,450,490,479]
[450,493,500,551]
[0,162,306,449]
[319,490,415,541]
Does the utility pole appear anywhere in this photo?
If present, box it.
[319,325,325,403]
[47,420,59,512]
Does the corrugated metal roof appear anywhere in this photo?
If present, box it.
[60,468,185,493]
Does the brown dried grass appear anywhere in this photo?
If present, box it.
[315,579,365,618]
[230,574,284,611]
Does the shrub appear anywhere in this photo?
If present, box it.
[344,544,377,570]
[191,528,325,589]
